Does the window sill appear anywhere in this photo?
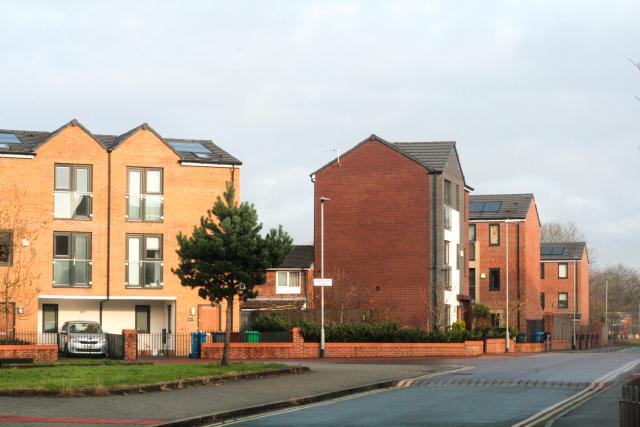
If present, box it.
[53,217,93,221]
[489,289,501,292]
[126,286,164,290]
[275,288,302,295]
[52,285,91,288]
[126,219,164,223]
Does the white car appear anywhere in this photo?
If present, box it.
[59,321,108,357]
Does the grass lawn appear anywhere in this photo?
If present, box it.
[0,362,285,391]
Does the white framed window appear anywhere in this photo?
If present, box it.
[558,263,568,279]
[276,271,301,294]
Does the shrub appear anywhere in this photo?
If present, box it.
[250,313,292,332]
[298,321,484,343]
[0,338,30,345]
[472,303,491,319]
[450,320,466,332]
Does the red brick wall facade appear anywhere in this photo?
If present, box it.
[540,247,589,326]
[474,201,542,332]
[0,344,58,361]
[313,140,431,327]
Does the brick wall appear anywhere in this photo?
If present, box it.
[0,344,58,361]
[313,139,431,327]
[201,328,486,360]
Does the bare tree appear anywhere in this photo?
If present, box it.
[541,221,586,243]
[314,269,371,324]
[0,188,45,337]
[590,264,640,331]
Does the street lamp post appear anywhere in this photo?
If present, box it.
[605,279,608,344]
[505,220,512,352]
[572,257,578,350]
[320,196,330,357]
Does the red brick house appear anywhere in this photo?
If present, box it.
[540,242,589,326]
[311,135,471,329]
[241,245,315,325]
[468,194,543,333]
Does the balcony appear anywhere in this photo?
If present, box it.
[126,260,163,288]
[444,204,452,230]
[53,259,92,287]
[54,192,92,219]
[127,194,163,222]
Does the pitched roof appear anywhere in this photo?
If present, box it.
[469,193,534,220]
[540,242,588,261]
[392,141,456,173]
[273,245,314,269]
[312,135,466,183]
[0,121,241,166]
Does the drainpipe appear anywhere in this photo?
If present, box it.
[430,172,438,330]
[516,222,521,331]
[99,150,112,325]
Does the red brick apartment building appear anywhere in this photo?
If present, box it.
[468,194,543,333]
[241,245,314,325]
[311,135,471,329]
[0,120,242,337]
[540,242,589,326]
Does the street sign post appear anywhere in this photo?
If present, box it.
[314,278,333,287]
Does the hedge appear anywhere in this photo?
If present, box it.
[298,321,489,343]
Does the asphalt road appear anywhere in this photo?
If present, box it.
[223,348,640,427]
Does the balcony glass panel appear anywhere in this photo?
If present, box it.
[54,260,71,285]
[53,260,91,287]
[144,261,162,288]
[128,196,142,220]
[144,195,163,221]
[54,192,91,219]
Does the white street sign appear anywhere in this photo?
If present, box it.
[314,278,332,287]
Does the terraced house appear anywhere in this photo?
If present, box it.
[0,120,242,339]
[468,193,543,334]
[539,242,589,326]
[311,134,472,329]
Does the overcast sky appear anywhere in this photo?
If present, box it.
[1,1,639,269]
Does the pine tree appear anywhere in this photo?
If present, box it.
[173,182,292,365]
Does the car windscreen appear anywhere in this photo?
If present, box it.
[68,323,103,334]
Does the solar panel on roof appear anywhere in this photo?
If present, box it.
[551,247,565,255]
[541,247,553,255]
[469,201,502,213]
[0,133,21,144]
[168,142,211,154]
[482,201,502,212]
[0,143,7,149]
[469,202,485,213]
[195,152,211,159]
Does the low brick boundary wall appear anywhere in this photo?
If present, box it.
[201,328,486,360]
[552,340,572,351]
[514,342,546,353]
[0,344,58,361]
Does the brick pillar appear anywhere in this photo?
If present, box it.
[292,327,304,344]
[123,329,138,361]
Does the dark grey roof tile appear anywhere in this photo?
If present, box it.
[541,242,587,260]
[469,193,534,220]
